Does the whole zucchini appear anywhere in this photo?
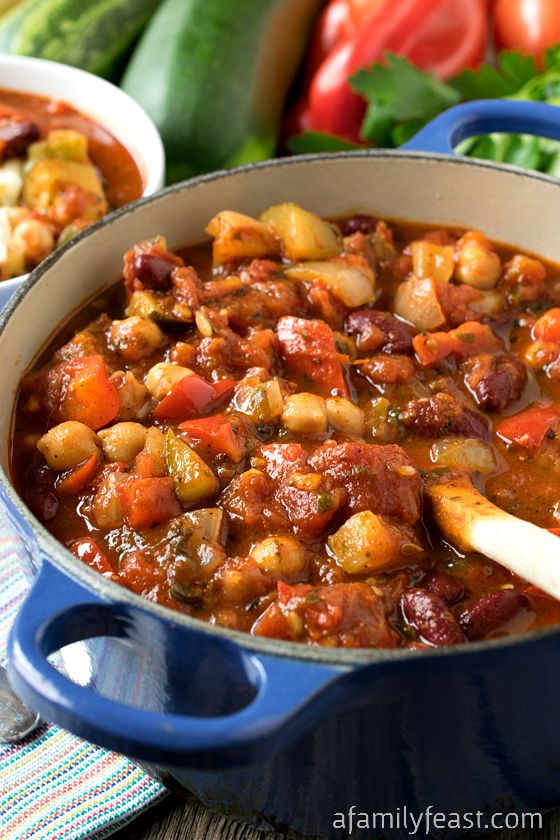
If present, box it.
[0,0,163,80]
[122,0,323,182]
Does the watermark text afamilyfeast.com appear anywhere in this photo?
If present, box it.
[333,805,543,835]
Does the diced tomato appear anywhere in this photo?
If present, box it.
[117,477,182,528]
[179,414,244,461]
[253,580,398,647]
[118,550,166,594]
[277,315,348,396]
[495,404,560,451]
[549,527,560,537]
[57,454,100,495]
[255,443,309,483]
[46,355,119,429]
[413,321,501,366]
[70,537,115,578]
[152,374,236,421]
[533,308,560,344]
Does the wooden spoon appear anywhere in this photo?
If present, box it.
[426,474,560,601]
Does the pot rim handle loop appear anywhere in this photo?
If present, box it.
[401,99,560,155]
[8,561,343,768]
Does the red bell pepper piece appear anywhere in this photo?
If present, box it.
[305,0,356,77]
[152,374,236,421]
[117,477,182,528]
[179,415,244,461]
[293,0,487,144]
[413,322,501,366]
[57,454,100,495]
[70,536,115,578]
[46,354,119,430]
[277,316,348,397]
[533,308,560,344]
[495,404,560,451]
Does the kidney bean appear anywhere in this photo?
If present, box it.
[343,214,378,236]
[0,118,40,160]
[459,590,527,641]
[401,588,465,647]
[132,252,176,290]
[345,309,413,354]
[423,570,465,605]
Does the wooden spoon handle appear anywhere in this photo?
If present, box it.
[426,475,560,600]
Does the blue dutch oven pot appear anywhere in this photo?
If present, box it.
[4,100,560,838]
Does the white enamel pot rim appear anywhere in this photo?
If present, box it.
[0,54,165,297]
[2,148,559,667]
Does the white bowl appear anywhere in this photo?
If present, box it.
[0,55,165,306]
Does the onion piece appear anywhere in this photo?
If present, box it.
[233,378,284,422]
[259,202,341,260]
[411,241,454,282]
[430,438,497,473]
[394,276,446,331]
[205,210,279,265]
[286,259,375,307]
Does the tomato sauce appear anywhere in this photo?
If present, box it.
[11,209,560,649]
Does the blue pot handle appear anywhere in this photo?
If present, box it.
[402,99,560,155]
[8,561,344,768]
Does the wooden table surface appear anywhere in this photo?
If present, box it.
[114,794,556,839]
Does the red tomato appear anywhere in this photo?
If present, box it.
[152,375,236,421]
[277,316,349,396]
[117,477,182,528]
[46,355,119,430]
[495,403,560,451]
[494,0,560,65]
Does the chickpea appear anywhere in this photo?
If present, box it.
[281,392,328,435]
[110,316,164,362]
[251,536,306,576]
[98,422,147,465]
[7,207,29,228]
[144,362,194,400]
[11,218,55,266]
[455,244,501,290]
[111,370,151,420]
[326,397,365,436]
[91,472,126,530]
[37,421,101,470]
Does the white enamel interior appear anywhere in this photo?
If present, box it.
[0,152,558,471]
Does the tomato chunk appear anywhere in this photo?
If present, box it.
[46,355,119,429]
[277,315,348,396]
[495,404,560,451]
[255,443,309,483]
[253,581,398,647]
[413,321,501,366]
[533,308,560,344]
[152,374,236,421]
[117,477,182,528]
[70,537,115,578]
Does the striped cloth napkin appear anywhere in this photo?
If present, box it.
[0,513,166,840]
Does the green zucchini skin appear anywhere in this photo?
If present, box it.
[122,0,323,182]
[0,0,163,80]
